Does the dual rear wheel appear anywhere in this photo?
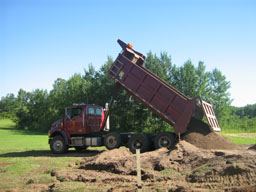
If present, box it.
[153,132,175,150]
[127,132,175,154]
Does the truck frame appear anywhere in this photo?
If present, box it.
[48,40,221,154]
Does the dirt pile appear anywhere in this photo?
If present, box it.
[50,141,256,191]
[183,118,240,150]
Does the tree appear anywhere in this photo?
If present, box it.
[209,68,232,120]
[144,52,172,82]
[15,89,29,128]
[195,61,211,100]
[0,93,18,118]
[179,60,198,97]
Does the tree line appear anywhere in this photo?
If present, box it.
[1,52,255,132]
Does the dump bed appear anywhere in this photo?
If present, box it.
[108,40,221,134]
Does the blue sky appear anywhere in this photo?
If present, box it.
[1,0,255,107]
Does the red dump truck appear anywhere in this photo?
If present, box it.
[48,39,221,154]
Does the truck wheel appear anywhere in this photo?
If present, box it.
[128,134,150,154]
[50,136,68,154]
[154,132,175,149]
[104,132,121,150]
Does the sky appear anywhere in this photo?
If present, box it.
[1,0,255,107]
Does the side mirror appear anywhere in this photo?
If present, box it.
[65,108,71,120]
[105,103,109,111]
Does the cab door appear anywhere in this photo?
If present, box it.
[65,107,86,135]
[86,106,102,133]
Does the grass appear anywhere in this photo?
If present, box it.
[221,135,256,145]
[0,119,102,192]
[159,168,182,178]
[0,118,15,128]
[222,133,256,144]
[0,120,48,154]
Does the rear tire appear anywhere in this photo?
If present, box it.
[104,132,121,150]
[154,132,175,149]
[128,134,150,154]
[50,136,68,154]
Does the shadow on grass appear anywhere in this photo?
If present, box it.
[0,149,103,158]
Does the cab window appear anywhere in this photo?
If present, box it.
[88,107,95,115]
[96,108,102,116]
[68,108,83,119]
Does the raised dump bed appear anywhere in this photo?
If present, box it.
[109,40,221,134]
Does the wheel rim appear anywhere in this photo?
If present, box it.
[106,135,117,148]
[53,140,63,152]
[132,139,143,149]
[158,136,171,148]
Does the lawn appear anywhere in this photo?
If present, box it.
[0,119,99,192]
[221,133,256,145]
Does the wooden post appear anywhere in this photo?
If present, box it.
[178,133,181,142]
[136,149,142,192]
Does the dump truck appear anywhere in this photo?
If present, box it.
[48,39,221,154]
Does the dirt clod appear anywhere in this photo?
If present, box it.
[50,170,58,177]
[26,179,35,184]
[249,144,256,150]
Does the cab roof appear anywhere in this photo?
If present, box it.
[68,104,102,108]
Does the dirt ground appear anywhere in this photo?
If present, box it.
[47,142,256,192]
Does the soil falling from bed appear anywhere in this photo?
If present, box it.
[183,118,240,150]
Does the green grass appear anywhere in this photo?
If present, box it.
[221,135,256,145]
[0,118,16,128]
[221,132,256,145]
[0,119,102,191]
[159,168,182,178]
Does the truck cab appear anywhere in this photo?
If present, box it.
[64,104,104,135]
[48,104,106,153]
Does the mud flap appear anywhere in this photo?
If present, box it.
[199,97,221,132]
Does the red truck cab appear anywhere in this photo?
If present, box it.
[64,104,104,135]
[48,104,106,153]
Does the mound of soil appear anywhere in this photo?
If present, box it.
[183,118,240,150]
[50,141,256,192]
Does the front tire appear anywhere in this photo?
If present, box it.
[104,132,121,150]
[50,136,68,154]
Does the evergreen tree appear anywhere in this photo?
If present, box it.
[195,61,211,100]
[209,68,232,120]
